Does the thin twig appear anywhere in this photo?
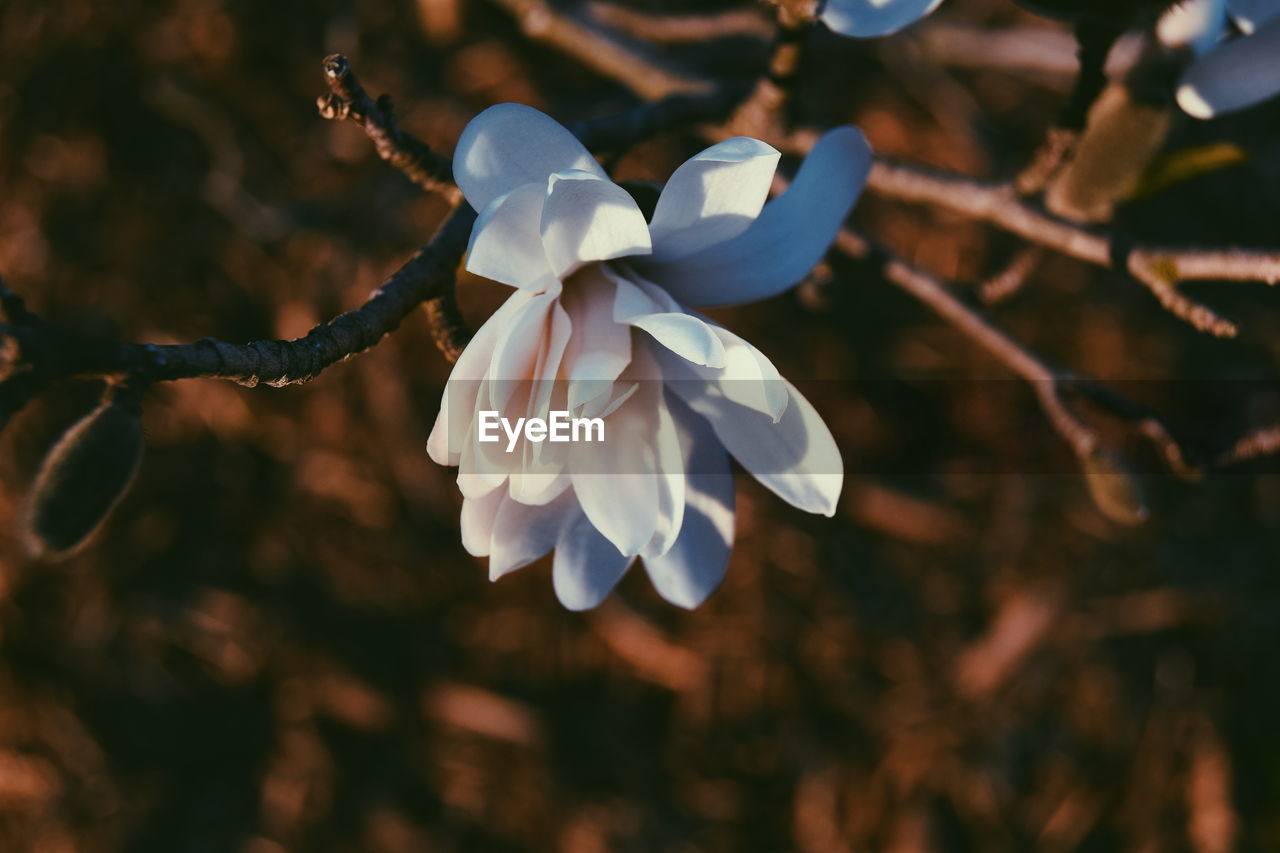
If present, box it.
[317,54,456,196]
[586,2,773,42]
[865,159,1280,337]
[487,0,712,100]
[833,230,1209,481]
[980,246,1044,305]
[1215,426,1280,469]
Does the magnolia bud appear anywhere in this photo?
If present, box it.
[1081,445,1150,525]
[22,387,145,558]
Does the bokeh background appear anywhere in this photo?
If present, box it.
[2,0,1280,849]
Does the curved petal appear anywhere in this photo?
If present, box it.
[612,272,725,367]
[667,378,842,516]
[455,289,565,499]
[648,137,780,262]
[453,103,606,214]
[1229,0,1280,34]
[466,182,556,289]
[508,301,575,503]
[427,289,536,467]
[553,509,636,610]
[460,487,505,557]
[489,491,577,580]
[569,441,659,557]
[1179,17,1280,117]
[642,376,687,557]
[569,357,666,555]
[486,286,561,410]
[637,126,871,307]
[540,170,652,279]
[643,395,735,609]
[820,0,943,38]
[652,324,789,421]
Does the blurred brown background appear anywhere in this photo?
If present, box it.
[1,0,1279,850]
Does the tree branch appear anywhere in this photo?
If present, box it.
[317,54,456,196]
[1,204,475,397]
[864,159,1280,337]
[0,54,752,433]
[487,0,712,101]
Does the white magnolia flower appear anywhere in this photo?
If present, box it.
[427,103,871,610]
[820,0,943,38]
[1172,0,1280,117]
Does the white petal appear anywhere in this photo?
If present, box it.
[1158,0,1227,55]
[610,271,725,367]
[489,491,577,580]
[820,0,943,38]
[637,126,871,307]
[540,170,652,279]
[427,289,536,467]
[1179,17,1280,117]
[466,182,556,289]
[652,324,789,421]
[569,363,665,555]
[457,412,510,500]
[630,313,728,368]
[553,510,636,610]
[667,378,842,516]
[643,396,735,609]
[643,376,687,558]
[648,137,780,262]
[460,488,505,557]
[1229,0,1280,34]
[453,103,606,214]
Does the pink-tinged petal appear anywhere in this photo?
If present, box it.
[1158,0,1227,55]
[820,0,943,38]
[453,103,606,214]
[611,272,725,367]
[427,289,536,466]
[643,395,735,609]
[460,488,505,557]
[512,357,574,505]
[553,510,636,610]
[540,170,652,279]
[486,286,561,411]
[466,183,556,289]
[648,137,780,262]
[489,491,577,580]
[668,378,842,516]
[561,266,631,411]
[637,127,871,307]
[1179,16,1280,117]
[1228,0,1280,33]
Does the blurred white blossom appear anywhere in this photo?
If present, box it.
[427,104,870,610]
[820,0,943,38]
[1174,0,1280,117]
